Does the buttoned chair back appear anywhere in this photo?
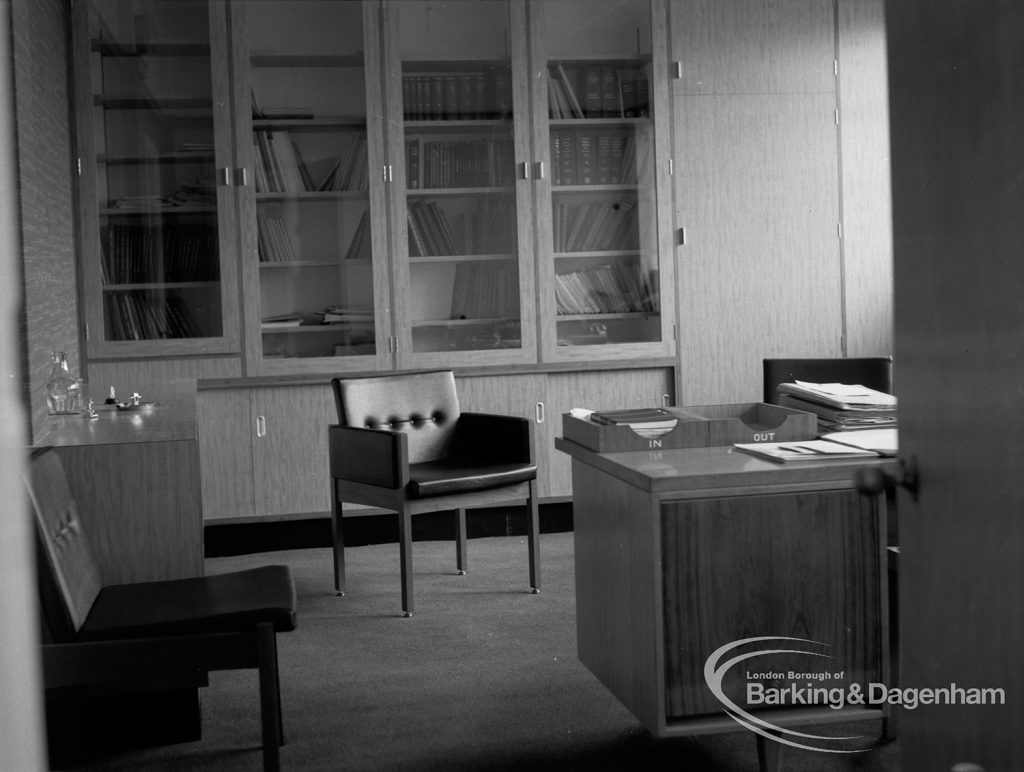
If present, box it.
[329,369,540,616]
[26,447,104,641]
[335,369,460,464]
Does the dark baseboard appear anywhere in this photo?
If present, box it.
[205,502,573,558]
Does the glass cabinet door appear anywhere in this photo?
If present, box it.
[383,0,536,367]
[232,0,387,373]
[530,0,674,361]
[74,0,238,357]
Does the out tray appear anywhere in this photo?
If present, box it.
[561,403,816,453]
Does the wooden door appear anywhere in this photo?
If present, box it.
[887,2,1024,766]
[252,384,335,517]
[197,388,257,521]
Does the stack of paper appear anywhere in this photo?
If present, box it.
[590,408,679,438]
[776,381,897,431]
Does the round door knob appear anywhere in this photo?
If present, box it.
[854,456,919,501]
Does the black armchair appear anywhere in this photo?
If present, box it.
[329,369,539,616]
[25,447,297,771]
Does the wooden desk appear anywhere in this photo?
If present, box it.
[555,438,896,745]
[34,394,203,583]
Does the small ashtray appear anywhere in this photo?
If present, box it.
[115,402,156,412]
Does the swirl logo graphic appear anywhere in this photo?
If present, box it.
[703,636,866,754]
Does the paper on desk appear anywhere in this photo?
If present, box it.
[820,428,898,456]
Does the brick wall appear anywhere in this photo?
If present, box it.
[12,0,78,439]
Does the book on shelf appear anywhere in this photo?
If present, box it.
[322,305,374,324]
[344,210,371,260]
[261,311,303,328]
[733,439,881,463]
[555,64,585,119]
[256,212,297,263]
[554,261,652,316]
[449,260,518,320]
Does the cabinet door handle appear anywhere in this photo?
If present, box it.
[535,161,545,180]
[218,167,232,186]
[535,402,545,424]
[256,415,267,438]
[520,161,530,180]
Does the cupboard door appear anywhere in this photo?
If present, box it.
[530,0,675,363]
[230,0,390,374]
[455,372,548,493]
[671,0,841,405]
[383,0,537,369]
[198,388,257,521]
[251,385,334,517]
[545,367,674,497]
[74,0,240,358]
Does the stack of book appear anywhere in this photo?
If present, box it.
[776,381,897,432]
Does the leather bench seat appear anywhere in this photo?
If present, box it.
[77,565,297,641]
[408,459,538,498]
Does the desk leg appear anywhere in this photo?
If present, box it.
[756,736,781,772]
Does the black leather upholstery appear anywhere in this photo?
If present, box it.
[762,357,894,405]
[25,446,297,769]
[79,566,297,641]
[329,370,540,614]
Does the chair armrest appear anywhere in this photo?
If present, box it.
[329,424,409,489]
[452,413,534,465]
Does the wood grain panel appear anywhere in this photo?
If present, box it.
[572,460,662,731]
[197,388,256,520]
[85,357,241,405]
[671,0,835,96]
[661,490,882,719]
[837,0,893,359]
[253,384,335,516]
[546,368,674,496]
[674,93,842,405]
[57,441,203,584]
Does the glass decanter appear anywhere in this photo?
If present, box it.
[46,351,82,414]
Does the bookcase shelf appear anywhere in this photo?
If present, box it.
[74,0,239,356]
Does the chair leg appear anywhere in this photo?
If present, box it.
[331,480,346,596]
[398,502,414,617]
[455,507,467,575]
[256,623,283,772]
[527,479,540,593]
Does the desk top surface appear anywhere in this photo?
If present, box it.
[555,437,899,495]
[34,394,197,447]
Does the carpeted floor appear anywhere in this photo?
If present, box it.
[64,533,899,771]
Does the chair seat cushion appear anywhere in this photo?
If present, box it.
[408,459,537,498]
[78,565,297,642]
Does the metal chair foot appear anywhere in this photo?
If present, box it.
[457,570,466,576]
[335,591,345,597]
[403,611,413,618]
[530,587,540,594]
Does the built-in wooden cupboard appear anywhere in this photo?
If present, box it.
[70,0,891,524]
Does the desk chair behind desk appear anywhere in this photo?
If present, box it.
[762,357,894,404]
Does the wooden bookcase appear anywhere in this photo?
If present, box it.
[72,0,240,360]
